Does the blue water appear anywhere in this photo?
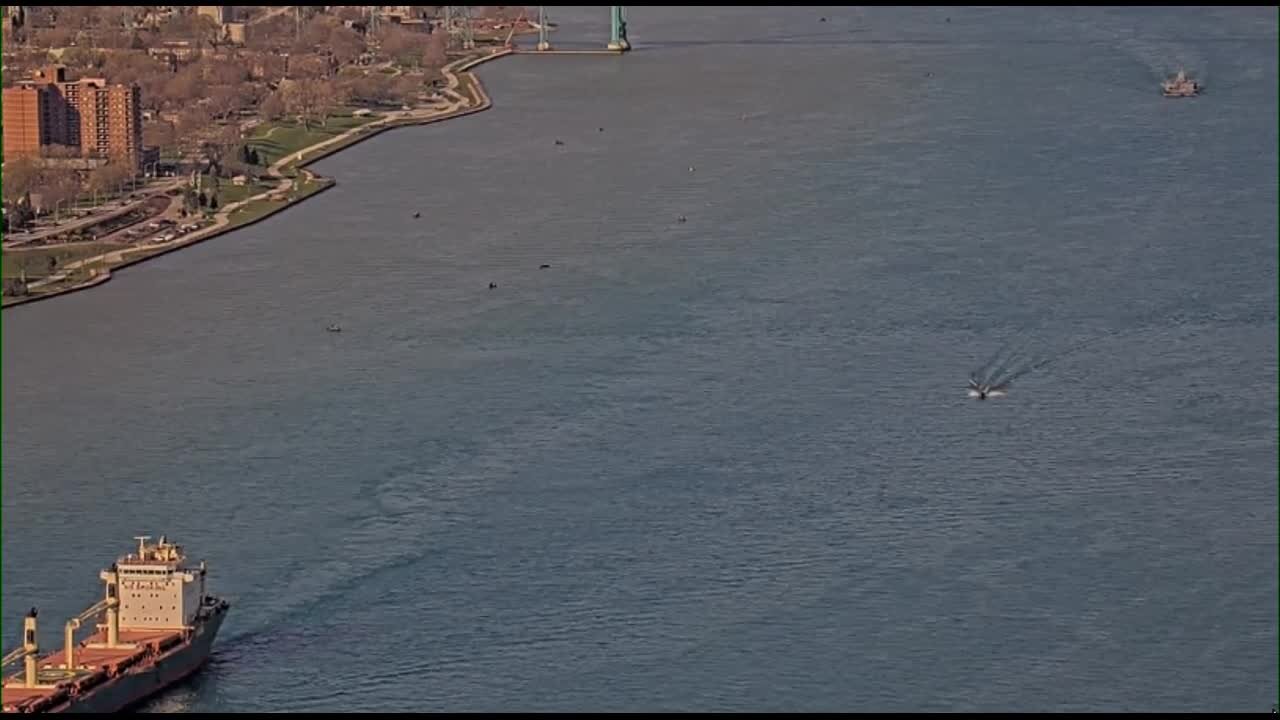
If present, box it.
[4,6,1277,712]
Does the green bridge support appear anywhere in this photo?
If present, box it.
[537,6,551,50]
[529,7,630,53]
[609,6,630,51]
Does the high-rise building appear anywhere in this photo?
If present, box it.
[76,82,142,165]
[1,66,143,168]
[1,85,49,158]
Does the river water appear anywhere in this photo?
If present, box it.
[3,6,1277,713]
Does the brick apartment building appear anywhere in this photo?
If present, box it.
[2,66,143,169]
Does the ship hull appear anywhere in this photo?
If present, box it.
[55,604,227,714]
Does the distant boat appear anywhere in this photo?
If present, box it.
[326,324,341,333]
[1162,69,1200,97]
[967,377,1007,400]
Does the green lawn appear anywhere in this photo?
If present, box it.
[2,242,118,279]
[246,111,380,167]
[225,198,285,228]
[197,173,273,207]
[224,175,332,229]
[290,175,331,201]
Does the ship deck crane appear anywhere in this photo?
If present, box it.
[0,645,27,674]
[2,581,121,689]
[1,609,41,688]
[60,597,114,671]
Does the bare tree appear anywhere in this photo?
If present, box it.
[423,28,448,70]
[58,6,98,30]
[201,124,243,177]
[379,26,424,68]
[177,105,214,145]
[59,46,105,72]
[44,145,81,160]
[252,51,287,82]
[99,6,135,30]
[392,76,422,105]
[346,72,394,106]
[237,81,266,110]
[334,6,366,23]
[103,51,166,88]
[33,26,76,48]
[87,162,134,198]
[260,91,287,121]
[34,170,82,214]
[477,6,524,20]
[284,79,336,130]
[246,15,292,51]
[295,14,339,52]
[203,56,249,86]
[287,54,330,81]
[192,15,223,49]
[328,25,367,67]
[163,67,205,109]
[208,85,242,121]
[138,73,172,114]
[1,158,41,204]
[143,121,178,151]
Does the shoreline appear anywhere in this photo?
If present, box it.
[2,49,513,311]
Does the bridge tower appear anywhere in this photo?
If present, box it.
[608,6,630,51]
[443,6,475,50]
[536,6,551,51]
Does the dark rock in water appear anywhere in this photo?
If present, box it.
[412,211,420,218]
[554,139,564,146]
[489,282,498,289]
[820,17,827,22]
[598,127,604,132]
[540,263,551,269]
[677,216,687,223]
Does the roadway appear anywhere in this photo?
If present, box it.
[4,176,188,249]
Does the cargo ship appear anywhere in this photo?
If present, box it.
[1,536,230,713]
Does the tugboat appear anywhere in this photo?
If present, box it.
[1162,69,1200,97]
